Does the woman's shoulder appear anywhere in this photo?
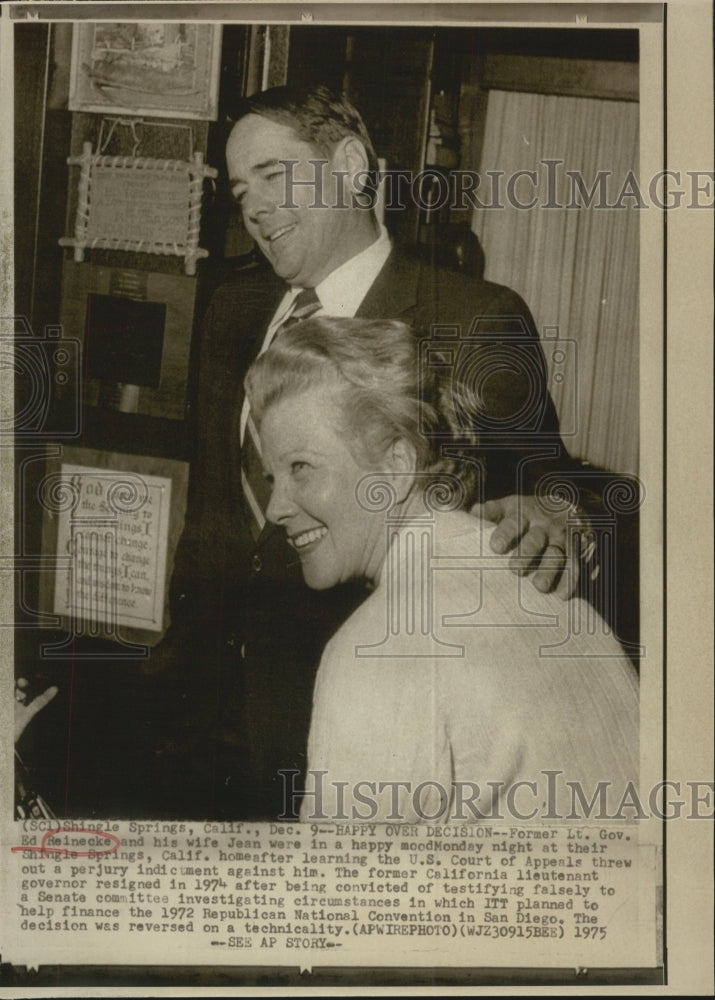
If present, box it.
[320,583,389,661]
[430,510,634,663]
[433,508,495,549]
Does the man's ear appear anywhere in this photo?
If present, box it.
[333,136,371,194]
[387,437,417,502]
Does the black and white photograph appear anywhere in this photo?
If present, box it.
[2,0,712,993]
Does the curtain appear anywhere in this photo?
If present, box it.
[472,89,640,476]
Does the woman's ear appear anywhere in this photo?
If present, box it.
[387,437,417,502]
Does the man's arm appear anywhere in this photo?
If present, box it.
[450,277,638,640]
[419,268,586,596]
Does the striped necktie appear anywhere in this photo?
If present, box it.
[241,288,321,540]
[278,287,322,330]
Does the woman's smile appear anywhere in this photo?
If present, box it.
[288,525,328,551]
[260,387,390,590]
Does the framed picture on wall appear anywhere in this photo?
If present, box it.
[68,22,222,119]
[38,447,189,647]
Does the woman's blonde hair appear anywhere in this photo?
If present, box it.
[244,316,480,500]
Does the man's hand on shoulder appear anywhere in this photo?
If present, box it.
[472,494,588,600]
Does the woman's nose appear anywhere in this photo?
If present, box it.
[266,479,296,525]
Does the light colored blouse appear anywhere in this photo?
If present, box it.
[301,510,638,823]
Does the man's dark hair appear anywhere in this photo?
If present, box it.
[233,83,379,175]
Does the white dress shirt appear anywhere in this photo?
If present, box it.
[257,224,392,358]
[241,226,392,446]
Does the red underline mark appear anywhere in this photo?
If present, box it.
[11,826,121,858]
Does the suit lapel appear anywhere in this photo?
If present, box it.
[357,247,421,321]
[224,266,287,549]
[235,269,288,410]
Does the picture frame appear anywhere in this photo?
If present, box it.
[38,447,189,648]
[68,22,222,120]
[59,142,218,275]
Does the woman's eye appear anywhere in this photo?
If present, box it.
[291,461,310,476]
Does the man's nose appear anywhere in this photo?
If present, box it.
[243,185,276,223]
[266,478,297,525]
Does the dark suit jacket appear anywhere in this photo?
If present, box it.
[147,247,575,820]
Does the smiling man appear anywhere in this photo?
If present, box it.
[226,110,381,289]
[149,84,586,821]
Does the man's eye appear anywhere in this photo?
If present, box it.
[291,461,310,476]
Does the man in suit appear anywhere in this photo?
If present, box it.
[145,85,588,821]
